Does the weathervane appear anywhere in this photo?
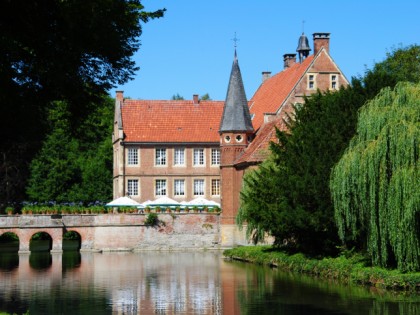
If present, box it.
[232,32,239,49]
[302,20,305,33]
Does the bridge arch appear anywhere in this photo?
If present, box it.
[63,230,81,251]
[29,232,53,252]
[0,231,19,253]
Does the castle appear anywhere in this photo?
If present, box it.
[113,32,348,246]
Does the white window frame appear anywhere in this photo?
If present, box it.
[174,148,185,166]
[127,148,139,166]
[211,149,220,166]
[308,73,316,90]
[174,179,185,196]
[155,179,167,196]
[127,179,139,196]
[330,74,338,90]
[193,148,205,166]
[211,179,220,196]
[155,148,167,166]
[193,179,205,196]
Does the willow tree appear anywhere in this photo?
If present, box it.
[330,82,419,272]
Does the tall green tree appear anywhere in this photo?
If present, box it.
[0,0,164,206]
[26,101,80,202]
[238,82,367,255]
[330,82,419,272]
[26,97,114,203]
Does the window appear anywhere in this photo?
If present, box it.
[331,74,338,89]
[155,179,167,196]
[174,148,185,166]
[211,179,220,196]
[155,148,166,166]
[211,149,220,165]
[174,179,185,196]
[193,148,205,166]
[127,179,139,196]
[194,179,205,196]
[127,148,138,165]
[308,74,315,89]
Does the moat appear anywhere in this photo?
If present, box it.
[0,248,419,314]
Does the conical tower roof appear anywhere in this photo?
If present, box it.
[219,50,254,133]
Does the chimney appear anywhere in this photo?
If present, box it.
[116,90,124,102]
[283,54,297,69]
[262,71,271,83]
[313,33,330,55]
[193,94,199,104]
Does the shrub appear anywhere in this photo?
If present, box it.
[145,213,159,226]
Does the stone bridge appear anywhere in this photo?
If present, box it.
[0,213,221,253]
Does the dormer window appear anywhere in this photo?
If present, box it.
[331,74,338,90]
[308,74,315,90]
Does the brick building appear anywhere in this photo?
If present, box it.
[113,32,348,245]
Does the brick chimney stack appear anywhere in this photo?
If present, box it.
[283,54,297,69]
[262,71,271,82]
[193,94,199,104]
[116,90,124,102]
[313,33,330,55]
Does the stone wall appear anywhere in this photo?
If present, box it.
[0,214,221,252]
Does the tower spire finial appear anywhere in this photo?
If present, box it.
[232,32,239,49]
[231,32,239,60]
[302,20,306,34]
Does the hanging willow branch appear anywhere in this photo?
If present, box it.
[330,82,420,272]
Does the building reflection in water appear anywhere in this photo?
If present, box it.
[0,251,231,314]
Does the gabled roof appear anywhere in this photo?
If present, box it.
[121,100,224,143]
[249,55,314,131]
[235,117,288,165]
[219,51,254,133]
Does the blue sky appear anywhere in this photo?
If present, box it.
[114,0,420,101]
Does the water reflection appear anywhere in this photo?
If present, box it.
[0,251,418,314]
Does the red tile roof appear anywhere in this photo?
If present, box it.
[121,100,224,143]
[249,56,314,131]
[235,117,289,165]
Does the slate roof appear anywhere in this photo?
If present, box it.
[249,55,314,131]
[121,100,224,143]
[219,51,254,133]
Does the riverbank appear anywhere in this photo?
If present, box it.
[223,246,420,292]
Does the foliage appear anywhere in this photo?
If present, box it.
[26,101,80,202]
[200,93,211,100]
[171,93,184,100]
[20,201,106,214]
[238,82,367,255]
[5,206,14,214]
[26,97,114,203]
[224,246,420,292]
[330,82,420,272]
[145,213,159,226]
[237,45,420,256]
[0,0,165,108]
[0,1,165,206]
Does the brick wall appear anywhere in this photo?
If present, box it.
[120,145,221,204]
[0,214,222,251]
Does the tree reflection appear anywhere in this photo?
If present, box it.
[233,261,420,315]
